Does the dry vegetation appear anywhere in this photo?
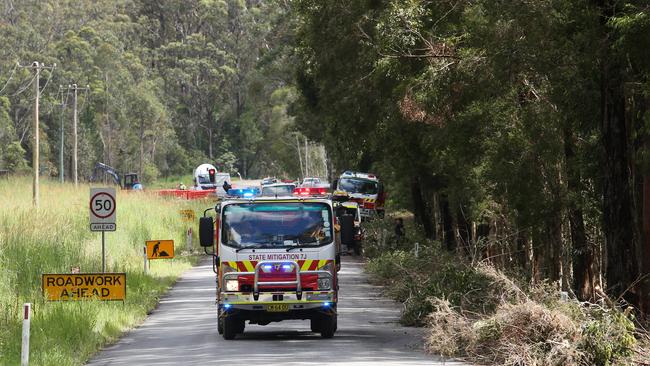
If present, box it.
[363,218,647,366]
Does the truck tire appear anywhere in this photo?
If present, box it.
[217,310,224,335]
[320,314,337,339]
[223,316,243,340]
[235,318,245,334]
[310,317,322,333]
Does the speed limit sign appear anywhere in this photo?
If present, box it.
[90,188,116,231]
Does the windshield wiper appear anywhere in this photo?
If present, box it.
[235,244,266,253]
[286,242,320,252]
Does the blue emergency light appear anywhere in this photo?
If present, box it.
[227,187,260,198]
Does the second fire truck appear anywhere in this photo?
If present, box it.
[334,171,386,219]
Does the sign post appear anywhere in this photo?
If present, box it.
[21,303,31,366]
[90,188,116,273]
[186,228,193,253]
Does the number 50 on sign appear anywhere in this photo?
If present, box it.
[90,188,116,231]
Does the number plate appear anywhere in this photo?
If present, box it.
[267,304,289,312]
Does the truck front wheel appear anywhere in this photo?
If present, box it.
[223,315,244,340]
[320,314,337,339]
[310,317,322,333]
[218,315,224,335]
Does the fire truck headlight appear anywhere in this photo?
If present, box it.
[225,279,239,292]
[317,262,334,290]
[320,262,334,273]
[318,278,331,290]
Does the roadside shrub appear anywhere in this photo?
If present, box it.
[579,306,636,366]
[364,217,638,365]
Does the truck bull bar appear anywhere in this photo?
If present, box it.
[222,260,333,301]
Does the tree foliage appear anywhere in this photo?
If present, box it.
[292,0,650,311]
[0,0,301,179]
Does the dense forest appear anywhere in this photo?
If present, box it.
[0,0,649,316]
[291,0,650,314]
[0,0,324,181]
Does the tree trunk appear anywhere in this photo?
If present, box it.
[601,61,639,303]
[565,128,594,300]
[208,127,213,159]
[410,175,435,238]
[642,176,650,313]
[139,120,145,178]
[547,212,563,286]
[440,194,455,252]
[515,230,529,272]
[456,203,472,257]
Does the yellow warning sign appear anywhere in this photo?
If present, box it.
[42,273,126,301]
[179,209,195,222]
[146,240,175,259]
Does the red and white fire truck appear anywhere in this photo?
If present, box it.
[198,194,354,340]
[334,171,385,219]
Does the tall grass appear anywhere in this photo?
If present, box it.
[0,177,210,365]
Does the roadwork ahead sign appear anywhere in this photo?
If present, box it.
[90,188,116,231]
[146,240,175,259]
[42,273,126,301]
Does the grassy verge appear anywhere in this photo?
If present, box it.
[0,177,211,365]
[363,217,645,366]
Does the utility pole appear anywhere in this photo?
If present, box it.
[59,86,66,183]
[33,63,40,207]
[305,137,309,177]
[64,84,89,186]
[20,61,55,207]
[295,133,304,178]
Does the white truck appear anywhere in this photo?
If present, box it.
[193,163,231,196]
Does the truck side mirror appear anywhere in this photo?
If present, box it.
[199,216,214,247]
[339,214,355,245]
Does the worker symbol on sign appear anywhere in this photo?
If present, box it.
[152,242,170,257]
[146,240,175,260]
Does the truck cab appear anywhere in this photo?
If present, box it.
[199,196,352,340]
[334,171,385,219]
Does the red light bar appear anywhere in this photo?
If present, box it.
[293,187,328,196]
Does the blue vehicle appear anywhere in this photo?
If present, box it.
[227,187,260,198]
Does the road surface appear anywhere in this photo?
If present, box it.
[86,256,466,366]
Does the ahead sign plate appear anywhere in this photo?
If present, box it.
[90,188,116,231]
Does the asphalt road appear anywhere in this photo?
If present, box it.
[86,256,466,366]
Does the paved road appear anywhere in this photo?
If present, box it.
[87,256,466,366]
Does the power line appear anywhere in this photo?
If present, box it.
[42,87,62,116]
[11,73,37,97]
[0,62,19,95]
[78,87,90,112]
[39,69,55,94]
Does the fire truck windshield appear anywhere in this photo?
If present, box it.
[221,202,333,249]
[261,185,295,196]
[197,175,211,184]
[338,177,378,195]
